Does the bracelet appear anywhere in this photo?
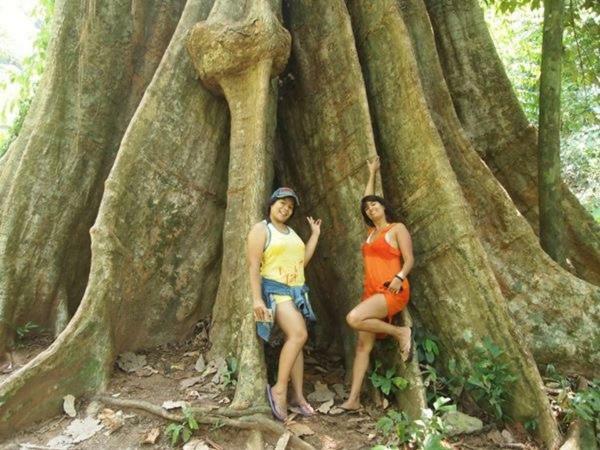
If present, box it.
[394,274,405,282]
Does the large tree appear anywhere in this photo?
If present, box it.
[0,0,598,447]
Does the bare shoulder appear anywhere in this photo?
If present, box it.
[248,221,268,239]
[391,222,410,236]
[391,222,408,232]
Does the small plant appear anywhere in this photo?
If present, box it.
[369,360,409,396]
[447,338,517,421]
[15,321,40,341]
[165,408,199,446]
[222,356,238,387]
[375,396,456,449]
[564,380,600,424]
[416,332,440,365]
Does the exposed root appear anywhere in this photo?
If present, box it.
[97,396,315,450]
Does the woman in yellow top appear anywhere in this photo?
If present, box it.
[248,188,322,421]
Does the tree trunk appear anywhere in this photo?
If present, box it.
[0,0,598,446]
[0,0,186,353]
[425,0,600,286]
[538,0,565,265]
[0,0,229,435]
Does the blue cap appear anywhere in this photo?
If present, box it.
[270,187,300,206]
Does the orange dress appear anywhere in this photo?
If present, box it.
[362,224,410,324]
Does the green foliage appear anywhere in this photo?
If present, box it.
[0,0,55,157]
[416,331,440,366]
[447,338,517,421]
[222,356,238,387]
[565,380,600,424]
[165,408,199,446]
[375,397,456,449]
[15,321,40,341]
[369,360,409,396]
[482,0,600,220]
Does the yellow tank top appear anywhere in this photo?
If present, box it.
[260,221,305,286]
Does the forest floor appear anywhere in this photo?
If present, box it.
[1,324,542,450]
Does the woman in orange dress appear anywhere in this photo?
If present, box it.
[340,156,414,411]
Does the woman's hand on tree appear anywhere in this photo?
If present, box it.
[253,300,270,322]
[367,155,380,174]
[307,216,322,236]
[387,277,403,294]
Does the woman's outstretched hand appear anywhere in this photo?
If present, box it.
[307,216,322,236]
[367,155,380,173]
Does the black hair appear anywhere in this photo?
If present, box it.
[265,196,297,223]
[360,195,395,227]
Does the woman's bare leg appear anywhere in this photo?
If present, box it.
[289,351,315,413]
[346,294,411,359]
[271,301,308,417]
[340,330,375,410]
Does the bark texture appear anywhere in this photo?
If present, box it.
[538,0,565,265]
[425,0,600,286]
[0,0,185,352]
[398,0,599,376]
[0,0,597,446]
[188,0,290,408]
[0,0,229,435]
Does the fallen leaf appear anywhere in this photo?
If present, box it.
[142,427,160,444]
[320,435,341,450]
[63,395,76,418]
[332,384,347,400]
[367,433,376,441]
[288,423,315,437]
[64,417,104,443]
[180,376,204,389]
[170,363,185,371]
[47,434,75,448]
[161,400,188,410]
[135,365,158,377]
[183,439,210,450]
[116,352,147,373]
[382,398,389,409]
[98,408,124,434]
[307,381,335,403]
[194,354,206,372]
[316,399,334,414]
[275,431,292,450]
[501,429,515,443]
[184,351,200,357]
[210,358,228,385]
[327,406,344,415]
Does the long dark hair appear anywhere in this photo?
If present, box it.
[265,197,297,223]
[360,195,395,227]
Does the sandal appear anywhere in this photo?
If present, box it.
[289,401,315,417]
[266,385,287,421]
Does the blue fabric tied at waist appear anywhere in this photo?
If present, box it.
[256,277,317,342]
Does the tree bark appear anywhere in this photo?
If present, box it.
[425,0,600,286]
[346,1,560,446]
[0,0,185,353]
[187,0,291,409]
[538,0,566,265]
[0,0,598,444]
[0,0,229,436]
[397,0,598,376]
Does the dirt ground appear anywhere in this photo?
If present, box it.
[1,328,542,450]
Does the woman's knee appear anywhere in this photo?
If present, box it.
[356,336,374,354]
[346,310,361,329]
[286,327,308,345]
